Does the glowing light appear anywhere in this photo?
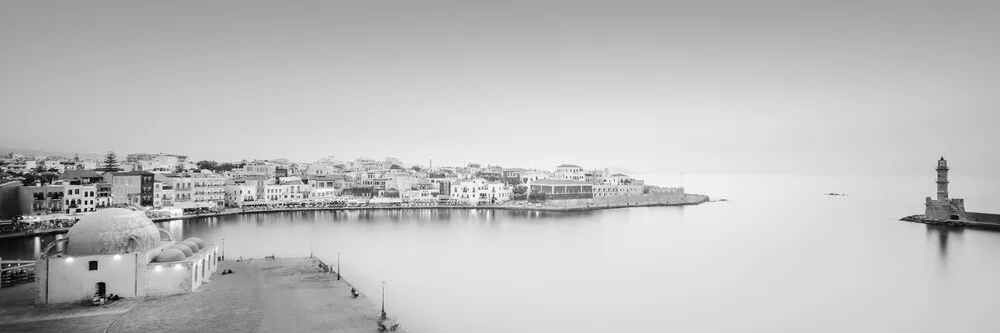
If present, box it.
[154,265,162,271]
[65,257,74,263]
[174,264,183,270]
[113,254,122,260]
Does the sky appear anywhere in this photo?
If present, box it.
[1,1,997,175]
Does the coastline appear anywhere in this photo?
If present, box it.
[148,194,709,222]
[0,194,709,240]
[899,214,1000,231]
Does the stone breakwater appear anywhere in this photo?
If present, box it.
[900,214,1000,231]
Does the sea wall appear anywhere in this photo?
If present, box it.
[965,212,1000,224]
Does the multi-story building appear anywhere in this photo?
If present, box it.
[61,183,98,213]
[449,178,513,205]
[243,162,277,177]
[164,175,193,202]
[160,183,175,207]
[520,170,550,184]
[554,164,585,181]
[584,169,609,185]
[224,181,258,207]
[95,183,113,208]
[18,186,64,215]
[502,168,524,185]
[190,173,225,206]
[109,171,155,207]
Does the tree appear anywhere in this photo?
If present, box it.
[528,192,547,201]
[20,173,38,186]
[411,166,422,172]
[98,151,121,172]
[175,161,186,173]
[32,163,46,174]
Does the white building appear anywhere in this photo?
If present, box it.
[520,170,551,184]
[449,178,513,205]
[225,183,258,207]
[554,164,585,181]
[34,209,219,304]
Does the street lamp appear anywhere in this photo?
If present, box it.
[221,238,225,261]
[337,252,341,280]
[380,281,387,319]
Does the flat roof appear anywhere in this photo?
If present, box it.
[531,179,592,185]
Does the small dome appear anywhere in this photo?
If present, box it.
[65,208,161,256]
[154,249,186,262]
[184,238,205,249]
[178,241,200,253]
[168,244,193,257]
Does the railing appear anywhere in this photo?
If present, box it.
[1,260,36,288]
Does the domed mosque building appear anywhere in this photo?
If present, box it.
[35,208,219,304]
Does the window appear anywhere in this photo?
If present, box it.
[89,261,98,271]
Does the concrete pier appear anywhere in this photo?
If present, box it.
[0,257,397,332]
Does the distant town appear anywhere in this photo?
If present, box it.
[0,151,694,230]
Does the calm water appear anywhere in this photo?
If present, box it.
[4,174,1000,332]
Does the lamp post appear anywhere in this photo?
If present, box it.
[221,238,225,261]
[380,281,386,319]
[337,252,341,280]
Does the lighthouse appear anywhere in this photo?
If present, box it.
[936,157,949,201]
[925,157,965,220]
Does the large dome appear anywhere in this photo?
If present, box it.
[64,208,161,256]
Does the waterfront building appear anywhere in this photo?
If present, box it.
[224,182,258,207]
[306,174,352,194]
[190,173,225,206]
[152,181,164,207]
[164,174,193,203]
[450,178,487,204]
[17,183,98,215]
[17,186,64,215]
[34,208,219,304]
[0,180,21,219]
[160,183,175,207]
[108,171,155,207]
[448,178,513,204]
[529,179,594,200]
[593,184,644,197]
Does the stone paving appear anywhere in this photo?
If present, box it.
[0,257,391,333]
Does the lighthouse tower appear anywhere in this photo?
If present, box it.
[925,157,965,220]
[936,157,949,201]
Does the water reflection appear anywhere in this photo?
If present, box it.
[926,224,963,260]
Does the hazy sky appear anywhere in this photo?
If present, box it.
[1,1,997,175]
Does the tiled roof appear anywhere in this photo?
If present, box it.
[58,170,102,180]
